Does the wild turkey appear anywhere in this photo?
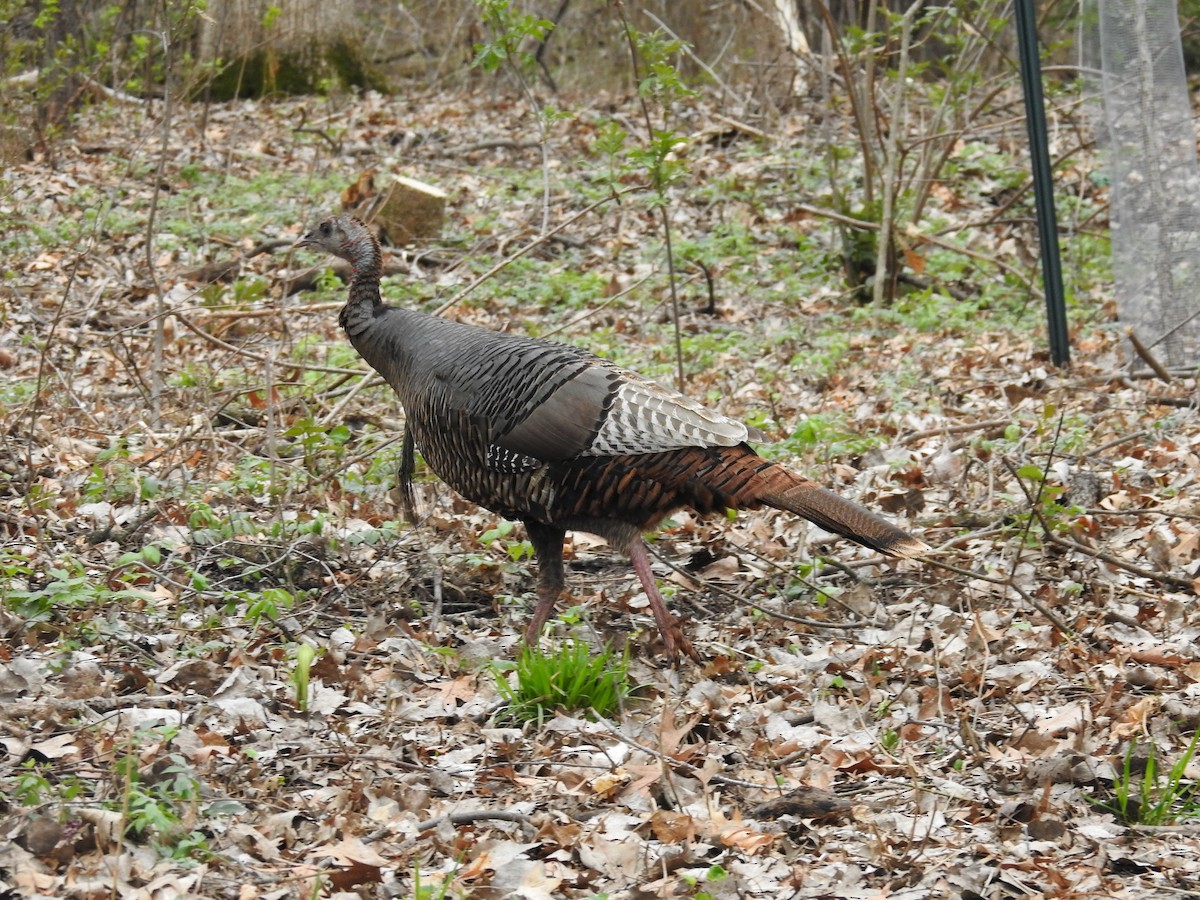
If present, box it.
[295,216,926,657]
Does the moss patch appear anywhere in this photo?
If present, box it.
[201,38,387,100]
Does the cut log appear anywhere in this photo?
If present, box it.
[370,175,447,245]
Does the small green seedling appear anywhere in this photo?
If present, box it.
[1089,732,1200,825]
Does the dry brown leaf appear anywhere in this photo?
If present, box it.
[590,769,631,798]
[715,824,777,854]
[645,810,694,844]
[1113,696,1160,737]
[659,706,701,756]
[327,859,383,891]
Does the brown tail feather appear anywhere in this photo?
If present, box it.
[556,445,927,558]
[742,461,927,559]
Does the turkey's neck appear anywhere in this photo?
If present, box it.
[339,233,383,336]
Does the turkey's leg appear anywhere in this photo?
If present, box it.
[628,538,693,660]
[523,521,568,644]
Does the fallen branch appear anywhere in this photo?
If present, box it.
[82,75,146,105]
[1147,396,1197,409]
[1004,459,1196,595]
[899,418,1016,445]
[1073,368,1197,385]
[195,301,340,321]
[449,139,542,154]
[292,126,342,153]
[712,112,770,140]
[4,69,38,88]
[1127,328,1174,384]
[415,810,536,833]
[1126,823,1200,836]
[1076,429,1150,460]
[166,307,373,377]
[1043,531,1196,594]
[432,184,644,317]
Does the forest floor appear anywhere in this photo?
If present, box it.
[1,82,1199,899]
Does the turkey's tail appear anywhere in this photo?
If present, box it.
[690,446,925,558]
[755,470,927,558]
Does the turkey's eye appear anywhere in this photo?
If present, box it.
[320,223,330,235]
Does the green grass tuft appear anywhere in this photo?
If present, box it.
[495,641,631,726]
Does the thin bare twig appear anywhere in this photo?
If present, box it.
[1003,458,1196,595]
[597,718,780,792]
[899,419,1015,445]
[794,202,1039,295]
[149,306,370,377]
[873,1,923,306]
[1042,532,1196,594]
[613,2,686,392]
[539,272,653,338]
[1126,328,1174,384]
[145,21,176,422]
[432,185,643,317]
[643,542,854,626]
[642,11,751,111]
[415,810,535,833]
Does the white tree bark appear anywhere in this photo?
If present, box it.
[771,0,811,58]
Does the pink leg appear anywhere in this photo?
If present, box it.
[628,539,693,661]
[524,583,561,645]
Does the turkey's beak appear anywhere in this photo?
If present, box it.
[293,232,315,250]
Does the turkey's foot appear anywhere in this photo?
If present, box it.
[630,539,697,663]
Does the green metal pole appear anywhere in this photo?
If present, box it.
[1015,0,1071,367]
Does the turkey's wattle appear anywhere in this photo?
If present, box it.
[296,215,926,657]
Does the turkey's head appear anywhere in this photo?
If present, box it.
[295,216,374,264]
